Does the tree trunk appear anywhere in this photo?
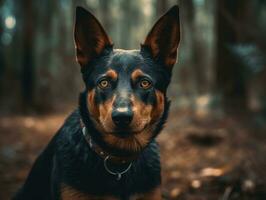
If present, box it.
[99,0,111,32]
[216,0,249,112]
[183,0,206,94]
[21,0,36,110]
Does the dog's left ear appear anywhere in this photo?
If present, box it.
[74,6,113,68]
[142,5,180,70]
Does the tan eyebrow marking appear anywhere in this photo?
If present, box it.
[105,69,118,80]
[131,69,145,81]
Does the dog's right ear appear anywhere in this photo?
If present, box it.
[74,7,113,68]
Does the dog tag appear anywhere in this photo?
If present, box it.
[117,173,122,180]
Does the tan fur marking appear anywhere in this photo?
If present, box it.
[87,89,99,120]
[136,186,162,200]
[87,91,116,133]
[106,69,118,80]
[61,185,118,200]
[131,69,145,82]
[103,134,143,152]
[151,90,165,123]
[130,95,152,132]
[98,95,116,131]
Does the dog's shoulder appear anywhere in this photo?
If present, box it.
[59,109,81,136]
[141,140,161,171]
[54,109,88,162]
[54,109,83,146]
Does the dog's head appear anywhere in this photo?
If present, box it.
[75,6,180,154]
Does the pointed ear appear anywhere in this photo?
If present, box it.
[74,7,113,67]
[142,5,180,70]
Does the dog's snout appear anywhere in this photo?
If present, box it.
[112,94,133,128]
[112,108,133,127]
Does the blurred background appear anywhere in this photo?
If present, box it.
[0,0,266,199]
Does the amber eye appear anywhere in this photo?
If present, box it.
[98,79,110,89]
[140,79,152,89]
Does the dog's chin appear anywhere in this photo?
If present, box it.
[100,124,154,153]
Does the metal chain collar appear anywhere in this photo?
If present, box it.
[82,127,132,180]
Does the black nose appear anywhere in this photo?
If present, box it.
[112,109,133,127]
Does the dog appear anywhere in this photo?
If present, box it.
[14,5,180,200]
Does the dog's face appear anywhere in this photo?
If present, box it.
[75,6,180,153]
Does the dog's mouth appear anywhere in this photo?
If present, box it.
[108,124,149,138]
[108,129,140,138]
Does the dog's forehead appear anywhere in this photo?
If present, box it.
[108,49,144,72]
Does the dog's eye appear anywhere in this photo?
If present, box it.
[98,79,110,89]
[139,79,152,89]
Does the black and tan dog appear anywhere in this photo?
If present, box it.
[14,5,180,200]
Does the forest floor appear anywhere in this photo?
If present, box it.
[0,107,266,200]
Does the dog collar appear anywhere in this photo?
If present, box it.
[81,126,137,164]
[82,126,133,180]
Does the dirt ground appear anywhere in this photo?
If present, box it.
[0,108,266,200]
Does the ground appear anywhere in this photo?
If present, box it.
[0,108,266,200]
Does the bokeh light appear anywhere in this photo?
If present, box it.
[5,16,16,29]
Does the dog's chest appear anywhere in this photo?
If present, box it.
[56,129,161,199]
[58,156,161,200]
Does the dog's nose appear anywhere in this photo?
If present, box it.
[112,108,133,127]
